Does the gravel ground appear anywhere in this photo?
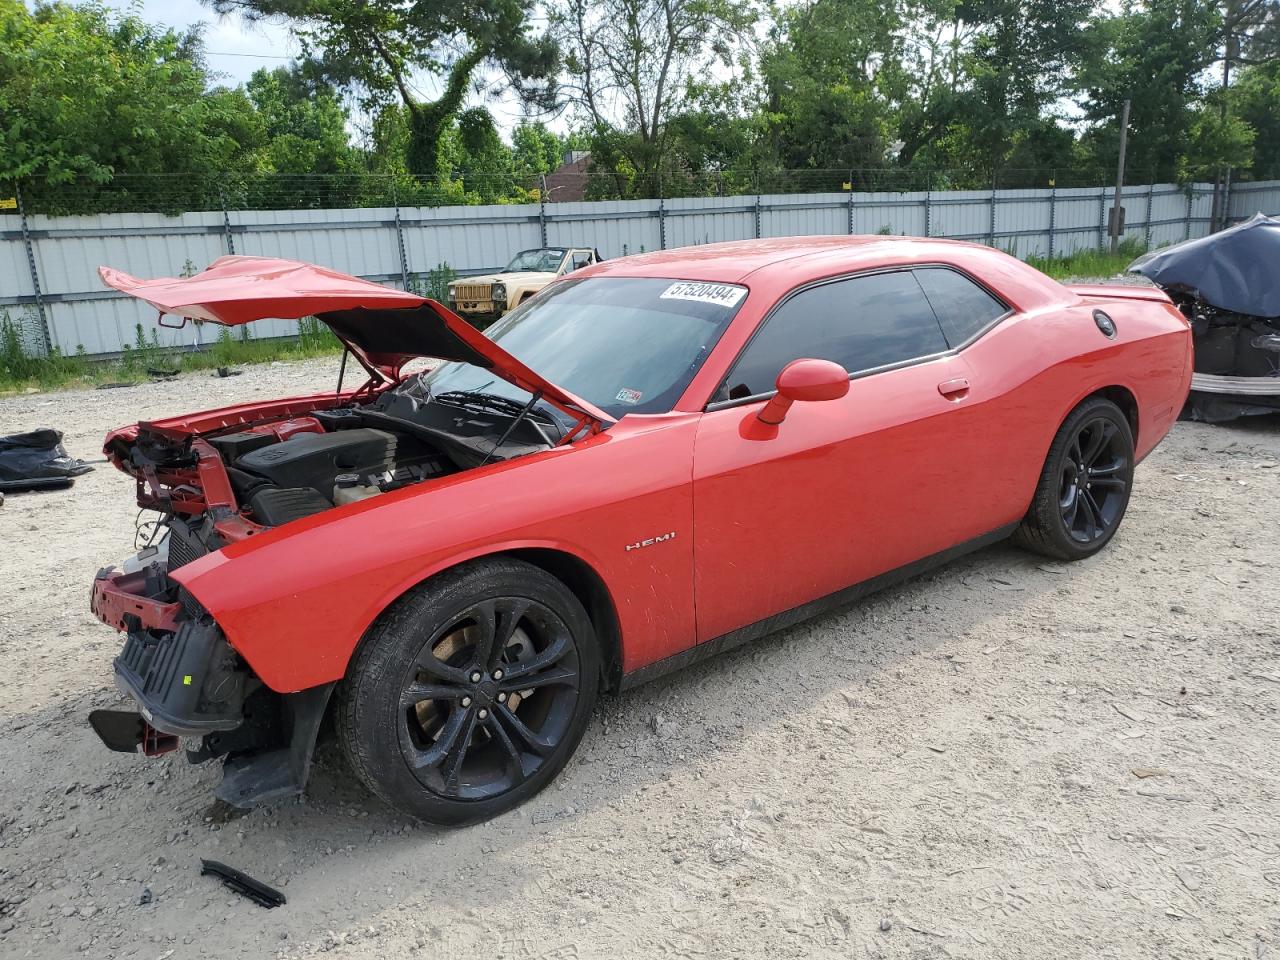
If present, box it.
[1,355,1279,960]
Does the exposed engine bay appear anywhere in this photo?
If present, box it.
[109,375,572,575]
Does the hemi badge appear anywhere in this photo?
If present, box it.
[626,531,677,552]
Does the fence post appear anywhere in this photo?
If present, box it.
[1047,173,1057,259]
[1152,177,1162,249]
[847,170,855,234]
[217,185,236,256]
[1222,166,1233,228]
[924,173,932,238]
[15,182,51,356]
[1097,187,1107,251]
[657,174,667,250]
[754,192,762,239]
[1184,186,1193,241]
[392,182,410,288]
[988,173,998,247]
[539,175,549,247]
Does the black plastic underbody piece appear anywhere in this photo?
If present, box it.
[247,486,332,526]
[113,619,247,735]
[199,859,287,908]
[214,683,336,809]
[88,710,180,756]
[88,709,146,752]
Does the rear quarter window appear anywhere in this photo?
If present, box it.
[913,267,1009,348]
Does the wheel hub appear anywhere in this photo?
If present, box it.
[396,599,582,801]
[1057,416,1131,544]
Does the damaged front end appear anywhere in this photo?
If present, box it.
[87,255,613,809]
[1131,213,1280,422]
[90,544,334,808]
[88,414,347,809]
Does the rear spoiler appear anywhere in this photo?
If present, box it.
[1064,283,1173,304]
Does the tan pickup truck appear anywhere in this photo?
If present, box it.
[446,247,602,324]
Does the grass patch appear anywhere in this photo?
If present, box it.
[1026,239,1146,281]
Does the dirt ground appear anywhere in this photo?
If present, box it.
[2,355,1279,960]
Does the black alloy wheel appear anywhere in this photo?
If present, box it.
[398,596,582,801]
[337,558,599,825]
[1014,396,1135,561]
[1057,416,1129,544]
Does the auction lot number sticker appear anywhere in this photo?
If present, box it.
[659,282,747,308]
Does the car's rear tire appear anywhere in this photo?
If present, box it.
[1013,396,1135,562]
[335,558,599,825]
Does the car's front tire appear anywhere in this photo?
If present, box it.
[335,558,599,825]
[1014,396,1135,561]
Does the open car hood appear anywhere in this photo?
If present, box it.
[99,256,612,428]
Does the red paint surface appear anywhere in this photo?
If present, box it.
[102,239,1191,693]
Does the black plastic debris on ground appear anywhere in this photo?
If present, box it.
[1130,213,1280,422]
[199,859,287,909]
[0,428,94,492]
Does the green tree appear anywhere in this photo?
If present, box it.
[920,0,1092,178]
[1076,0,1221,182]
[1235,59,1280,177]
[0,0,262,210]
[210,0,558,182]
[246,65,360,177]
[511,121,566,180]
[550,0,755,196]
[757,0,901,178]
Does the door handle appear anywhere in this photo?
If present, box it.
[937,377,970,399]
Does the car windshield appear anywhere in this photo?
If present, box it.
[421,277,746,419]
[504,249,566,273]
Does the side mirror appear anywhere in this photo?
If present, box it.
[757,358,850,425]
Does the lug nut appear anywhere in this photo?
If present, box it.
[478,708,489,719]
[497,692,508,703]
[493,668,504,680]
[461,696,472,707]
[469,670,482,683]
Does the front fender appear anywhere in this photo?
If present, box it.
[173,415,700,692]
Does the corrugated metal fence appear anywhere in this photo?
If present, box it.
[4,179,1279,357]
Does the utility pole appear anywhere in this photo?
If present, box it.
[1110,98,1131,255]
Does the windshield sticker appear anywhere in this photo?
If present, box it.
[659,282,746,308]
[615,387,644,405]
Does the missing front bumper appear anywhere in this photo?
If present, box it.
[91,565,335,809]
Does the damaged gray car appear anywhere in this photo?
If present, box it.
[1131,212,1280,422]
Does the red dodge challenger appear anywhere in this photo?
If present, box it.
[88,237,1192,824]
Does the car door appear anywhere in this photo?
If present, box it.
[691,268,1004,643]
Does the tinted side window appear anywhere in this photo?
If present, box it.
[913,267,1007,348]
[724,271,948,398]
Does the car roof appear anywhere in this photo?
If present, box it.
[580,235,1067,310]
